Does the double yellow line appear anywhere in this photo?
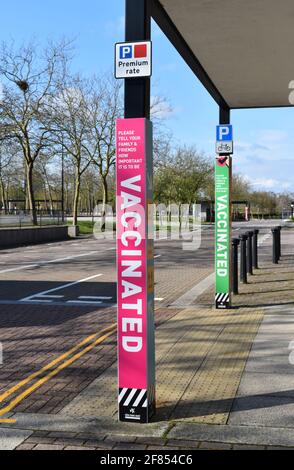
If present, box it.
[0,323,117,423]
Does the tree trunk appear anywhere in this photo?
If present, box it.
[43,182,48,211]
[5,177,11,213]
[44,169,54,214]
[179,203,182,233]
[0,177,7,213]
[26,162,37,225]
[65,181,69,215]
[101,176,108,231]
[72,170,80,226]
[102,176,108,211]
[88,192,92,216]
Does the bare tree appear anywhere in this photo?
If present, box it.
[35,151,58,212]
[0,40,70,224]
[47,75,95,225]
[50,76,121,226]
[88,77,121,221]
[0,140,19,212]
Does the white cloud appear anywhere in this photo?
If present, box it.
[249,178,279,189]
[234,128,292,165]
[244,176,292,191]
[258,129,288,144]
[233,128,293,192]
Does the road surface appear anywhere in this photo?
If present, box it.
[0,220,280,418]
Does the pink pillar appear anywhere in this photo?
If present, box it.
[116,118,155,423]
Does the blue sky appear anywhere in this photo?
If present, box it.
[1,0,293,193]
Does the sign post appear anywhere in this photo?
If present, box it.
[216,124,233,154]
[215,121,232,309]
[115,41,152,79]
[116,118,155,423]
[215,156,232,308]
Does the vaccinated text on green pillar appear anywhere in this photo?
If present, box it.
[215,159,230,295]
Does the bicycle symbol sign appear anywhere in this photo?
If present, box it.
[216,125,233,155]
[216,141,233,154]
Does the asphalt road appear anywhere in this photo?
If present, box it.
[0,220,280,308]
[0,220,282,416]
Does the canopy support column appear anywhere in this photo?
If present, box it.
[215,106,232,309]
[124,0,151,119]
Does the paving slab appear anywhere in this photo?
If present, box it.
[60,305,264,426]
[170,272,214,307]
[245,359,294,374]
[1,227,294,449]
[229,302,294,427]
[229,396,294,428]
[236,372,294,397]
[0,428,32,450]
[0,413,169,438]
[168,422,294,447]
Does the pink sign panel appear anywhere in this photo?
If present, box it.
[116,118,155,423]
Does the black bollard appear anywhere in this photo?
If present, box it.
[271,228,279,264]
[232,238,240,294]
[239,234,248,283]
[253,229,259,269]
[246,231,254,275]
[277,226,281,259]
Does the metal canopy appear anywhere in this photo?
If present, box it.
[151,0,294,109]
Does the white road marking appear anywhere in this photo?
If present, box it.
[44,252,99,264]
[66,300,103,305]
[0,264,39,274]
[0,243,116,275]
[78,296,112,300]
[155,297,164,301]
[0,251,99,274]
[170,272,215,308]
[0,299,116,308]
[154,255,161,259]
[20,274,103,302]
[40,295,64,299]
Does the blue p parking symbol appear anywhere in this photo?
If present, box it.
[216,125,233,142]
[120,45,132,59]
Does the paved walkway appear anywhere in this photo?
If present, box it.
[60,306,263,425]
[1,225,294,450]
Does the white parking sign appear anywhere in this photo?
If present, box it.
[216,125,233,155]
[216,125,233,141]
[115,41,152,79]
